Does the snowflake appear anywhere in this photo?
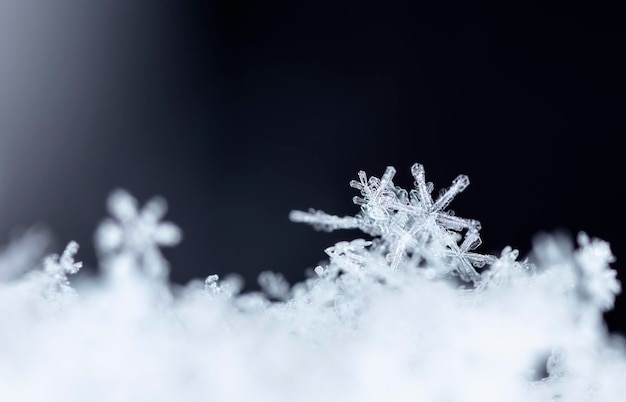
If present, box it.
[442,229,495,281]
[575,232,620,311]
[290,163,494,281]
[476,246,533,289]
[43,241,82,296]
[96,189,182,277]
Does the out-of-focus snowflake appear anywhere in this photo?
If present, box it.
[575,233,621,310]
[533,231,621,312]
[290,163,495,281]
[95,189,182,278]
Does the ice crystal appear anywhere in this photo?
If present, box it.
[290,163,494,280]
[532,232,620,312]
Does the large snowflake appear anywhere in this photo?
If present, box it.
[290,163,495,282]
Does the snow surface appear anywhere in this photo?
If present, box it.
[0,164,624,402]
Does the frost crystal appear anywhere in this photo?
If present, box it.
[291,163,494,280]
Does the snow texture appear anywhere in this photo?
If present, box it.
[0,163,624,402]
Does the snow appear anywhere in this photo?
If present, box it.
[0,163,624,401]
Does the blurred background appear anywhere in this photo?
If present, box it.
[0,1,624,331]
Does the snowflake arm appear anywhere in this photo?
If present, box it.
[410,163,433,210]
[436,212,481,232]
[432,174,470,213]
[289,209,359,232]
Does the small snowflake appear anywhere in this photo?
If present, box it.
[349,166,398,221]
[288,209,358,232]
[43,241,82,296]
[443,229,495,282]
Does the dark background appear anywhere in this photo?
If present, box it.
[0,1,624,332]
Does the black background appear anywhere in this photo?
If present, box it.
[0,1,624,333]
